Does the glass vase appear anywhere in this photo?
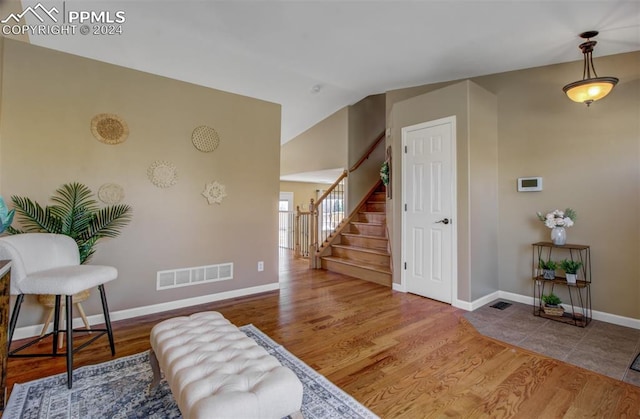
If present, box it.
[551,227,566,245]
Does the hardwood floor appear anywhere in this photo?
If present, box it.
[6,251,640,417]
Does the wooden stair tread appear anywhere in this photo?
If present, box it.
[351,221,384,227]
[331,244,389,256]
[341,232,387,240]
[318,181,390,287]
[322,256,392,274]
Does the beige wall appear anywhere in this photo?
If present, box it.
[475,51,640,318]
[389,81,498,302]
[347,94,386,211]
[388,52,639,318]
[279,181,331,211]
[0,36,3,194]
[1,39,282,327]
[386,81,456,125]
[467,83,499,300]
[0,2,30,44]
[280,107,348,176]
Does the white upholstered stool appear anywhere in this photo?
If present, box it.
[149,312,303,419]
[0,233,117,389]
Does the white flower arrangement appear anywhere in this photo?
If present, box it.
[536,208,577,229]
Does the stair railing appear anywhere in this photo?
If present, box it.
[308,130,386,268]
[278,210,295,250]
[349,131,385,173]
[309,171,348,267]
[294,205,311,258]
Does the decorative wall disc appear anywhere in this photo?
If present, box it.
[192,126,220,152]
[98,183,125,204]
[91,113,129,145]
[148,161,178,188]
[202,181,227,205]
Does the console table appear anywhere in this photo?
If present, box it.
[531,242,591,327]
[0,260,10,410]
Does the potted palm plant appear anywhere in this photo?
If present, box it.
[560,259,582,285]
[8,182,132,308]
[8,182,132,263]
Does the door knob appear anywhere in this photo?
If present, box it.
[435,218,450,225]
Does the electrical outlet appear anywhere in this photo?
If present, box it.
[257,261,264,272]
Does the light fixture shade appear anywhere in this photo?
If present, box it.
[563,77,619,104]
[563,31,618,106]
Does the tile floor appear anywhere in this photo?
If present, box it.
[464,299,640,387]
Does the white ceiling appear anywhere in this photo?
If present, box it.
[18,1,637,184]
[20,1,640,147]
[280,168,344,184]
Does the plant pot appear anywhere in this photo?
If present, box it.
[543,304,564,316]
[565,273,577,284]
[542,269,556,280]
[551,227,566,245]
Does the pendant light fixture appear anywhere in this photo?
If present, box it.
[563,31,618,106]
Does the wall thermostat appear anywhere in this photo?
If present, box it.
[517,177,543,192]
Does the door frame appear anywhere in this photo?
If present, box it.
[279,192,294,249]
[400,116,458,303]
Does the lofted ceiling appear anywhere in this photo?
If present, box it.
[12,1,637,184]
[15,0,639,148]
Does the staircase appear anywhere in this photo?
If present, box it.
[320,185,391,286]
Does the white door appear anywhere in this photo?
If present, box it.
[402,117,456,303]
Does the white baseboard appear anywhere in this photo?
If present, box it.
[584,307,640,329]
[466,290,640,330]
[397,285,640,330]
[392,282,406,292]
[453,291,500,311]
[12,282,280,340]
[496,291,533,306]
[18,282,638,340]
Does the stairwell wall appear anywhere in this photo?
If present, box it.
[347,94,386,214]
[280,107,348,177]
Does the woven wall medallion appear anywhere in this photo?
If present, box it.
[148,161,178,188]
[191,126,220,152]
[202,181,227,205]
[91,114,129,145]
[98,183,125,204]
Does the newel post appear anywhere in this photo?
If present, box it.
[294,205,301,258]
[309,198,319,268]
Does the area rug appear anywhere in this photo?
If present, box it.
[3,324,378,419]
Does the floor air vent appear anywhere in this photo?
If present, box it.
[490,301,512,310]
[156,263,233,290]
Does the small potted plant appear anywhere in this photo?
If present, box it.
[538,259,558,279]
[380,161,389,186]
[541,292,564,316]
[560,259,583,285]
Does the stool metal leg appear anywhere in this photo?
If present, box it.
[98,284,115,356]
[66,295,73,389]
[7,294,24,351]
[52,296,61,355]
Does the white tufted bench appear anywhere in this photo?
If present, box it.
[149,311,303,419]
